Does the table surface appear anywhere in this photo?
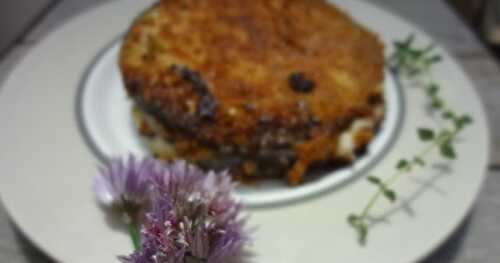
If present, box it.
[1,0,500,262]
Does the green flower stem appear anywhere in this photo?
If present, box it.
[128,220,141,251]
[357,125,460,225]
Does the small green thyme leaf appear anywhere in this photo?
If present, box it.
[461,115,473,124]
[440,143,456,159]
[431,97,444,109]
[426,55,442,65]
[418,128,435,141]
[394,34,414,49]
[407,48,420,57]
[347,214,368,245]
[347,214,359,225]
[396,159,410,170]
[454,120,464,130]
[443,110,455,120]
[455,115,473,129]
[426,84,440,96]
[383,189,397,203]
[357,223,368,245]
[367,176,382,185]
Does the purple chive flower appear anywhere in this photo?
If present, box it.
[119,161,250,263]
[92,155,160,209]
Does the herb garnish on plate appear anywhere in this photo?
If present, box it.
[348,35,473,245]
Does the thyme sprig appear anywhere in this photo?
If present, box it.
[348,35,473,245]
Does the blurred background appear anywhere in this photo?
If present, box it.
[1,0,500,263]
[449,0,500,49]
[0,0,54,57]
[1,0,500,58]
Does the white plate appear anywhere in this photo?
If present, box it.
[0,0,490,262]
[78,39,403,207]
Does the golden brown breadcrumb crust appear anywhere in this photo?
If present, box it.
[119,0,385,184]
